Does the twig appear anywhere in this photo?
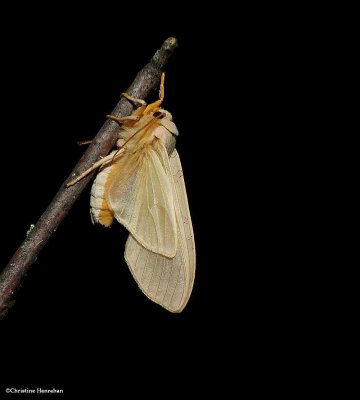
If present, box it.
[0,37,178,319]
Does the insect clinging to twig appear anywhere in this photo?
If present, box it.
[67,73,195,312]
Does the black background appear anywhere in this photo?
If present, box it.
[0,6,294,395]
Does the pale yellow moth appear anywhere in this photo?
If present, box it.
[67,73,195,312]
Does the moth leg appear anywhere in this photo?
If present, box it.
[144,72,165,114]
[77,140,92,146]
[121,92,147,107]
[66,148,125,187]
[106,114,140,126]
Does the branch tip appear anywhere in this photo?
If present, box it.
[163,37,178,52]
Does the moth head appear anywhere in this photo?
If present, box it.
[153,108,173,121]
[154,108,178,136]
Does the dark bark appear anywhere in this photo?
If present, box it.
[0,37,178,319]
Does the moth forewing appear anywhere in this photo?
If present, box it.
[107,142,178,258]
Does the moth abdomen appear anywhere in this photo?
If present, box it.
[90,158,115,227]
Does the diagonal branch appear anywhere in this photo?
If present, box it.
[0,37,178,319]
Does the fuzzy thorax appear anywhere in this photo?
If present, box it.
[90,110,178,227]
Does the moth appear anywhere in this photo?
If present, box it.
[67,73,195,312]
